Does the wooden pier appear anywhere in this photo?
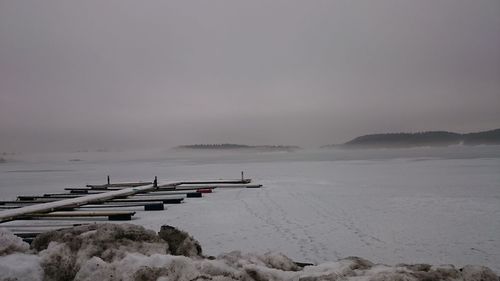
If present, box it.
[0,174,262,242]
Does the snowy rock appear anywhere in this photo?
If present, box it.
[0,223,497,281]
[0,228,30,255]
[72,256,114,281]
[218,250,300,271]
[32,223,166,259]
[39,242,78,281]
[461,265,498,281]
[158,224,202,257]
[361,264,498,281]
[32,223,168,281]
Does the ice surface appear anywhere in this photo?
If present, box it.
[1,146,499,274]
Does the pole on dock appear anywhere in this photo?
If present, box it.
[241,171,244,181]
[107,175,110,186]
[154,176,158,188]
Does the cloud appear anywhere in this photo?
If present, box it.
[1,1,499,151]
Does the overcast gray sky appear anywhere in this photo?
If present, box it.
[1,0,499,152]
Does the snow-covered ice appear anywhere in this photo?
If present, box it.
[0,146,499,273]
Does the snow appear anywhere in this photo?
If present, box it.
[0,146,499,274]
[0,253,43,281]
[0,223,497,280]
[0,228,29,255]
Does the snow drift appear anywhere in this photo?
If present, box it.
[0,224,497,281]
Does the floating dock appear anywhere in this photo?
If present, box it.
[0,174,262,241]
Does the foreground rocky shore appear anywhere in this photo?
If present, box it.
[0,224,497,281]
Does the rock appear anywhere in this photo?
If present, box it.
[31,223,168,281]
[461,265,498,281]
[343,256,374,270]
[32,223,166,259]
[158,225,202,257]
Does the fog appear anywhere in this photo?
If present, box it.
[1,0,499,152]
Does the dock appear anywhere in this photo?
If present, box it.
[0,174,262,242]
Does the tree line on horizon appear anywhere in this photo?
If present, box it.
[176,128,500,150]
[336,128,500,148]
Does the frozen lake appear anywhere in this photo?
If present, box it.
[1,146,499,272]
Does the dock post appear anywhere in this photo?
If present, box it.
[107,175,110,186]
[154,176,158,188]
[241,171,244,181]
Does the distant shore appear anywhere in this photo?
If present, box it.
[324,128,500,149]
[174,144,301,152]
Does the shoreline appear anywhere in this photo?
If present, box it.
[1,223,498,280]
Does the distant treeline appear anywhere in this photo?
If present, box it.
[327,128,500,149]
[176,144,301,151]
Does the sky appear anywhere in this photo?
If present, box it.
[1,0,499,152]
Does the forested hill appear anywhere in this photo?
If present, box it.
[175,144,301,152]
[330,128,500,148]
[463,129,500,145]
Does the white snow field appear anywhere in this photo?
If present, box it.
[0,146,499,272]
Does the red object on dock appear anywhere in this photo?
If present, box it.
[196,188,212,193]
